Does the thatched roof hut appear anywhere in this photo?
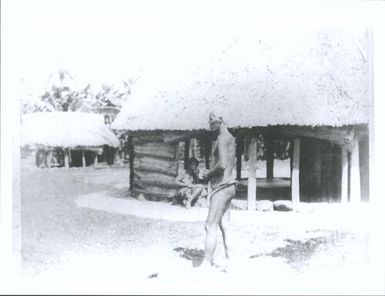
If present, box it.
[113,30,370,131]
[21,112,120,167]
[112,29,371,206]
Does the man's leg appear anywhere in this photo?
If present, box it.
[201,187,233,266]
[219,186,235,259]
[219,204,231,259]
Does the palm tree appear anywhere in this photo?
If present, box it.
[21,70,138,114]
[40,70,80,112]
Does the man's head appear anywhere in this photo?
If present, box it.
[188,157,199,170]
[208,113,224,131]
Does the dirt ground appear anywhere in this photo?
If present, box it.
[19,161,384,294]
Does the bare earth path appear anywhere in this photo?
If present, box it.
[20,164,384,294]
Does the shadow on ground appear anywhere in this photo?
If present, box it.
[250,236,329,271]
[174,247,205,267]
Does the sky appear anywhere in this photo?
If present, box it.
[6,0,383,98]
[12,0,279,94]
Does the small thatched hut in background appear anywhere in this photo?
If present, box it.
[112,29,372,208]
[21,112,120,168]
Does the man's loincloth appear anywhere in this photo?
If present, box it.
[209,181,238,201]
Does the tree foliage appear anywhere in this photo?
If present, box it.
[21,70,136,114]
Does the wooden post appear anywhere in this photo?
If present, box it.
[247,137,257,211]
[128,137,134,193]
[313,140,322,200]
[236,135,243,180]
[46,151,52,168]
[204,137,211,169]
[189,138,195,158]
[266,136,274,179]
[290,140,293,179]
[341,147,349,203]
[64,148,70,168]
[68,148,72,166]
[94,152,98,166]
[82,150,86,168]
[291,137,300,205]
[350,136,361,203]
[184,139,190,170]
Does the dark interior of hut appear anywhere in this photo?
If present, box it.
[68,146,115,167]
[70,150,97,167]
[30,146,113,168]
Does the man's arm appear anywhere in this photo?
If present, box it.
[206,137,229,179]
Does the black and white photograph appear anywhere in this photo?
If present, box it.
[1,0,385,294]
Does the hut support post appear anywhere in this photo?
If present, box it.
[290,140,293,178]
[82,150,86,168]
[184,139,190,170]
[94,152,98,166]
[350,136,361,203]
[189,138,195,158]
[236,135,243,181]
[341,147,349,203]
[128,137,134,193]
[68,149,72,166]
[291,137,300,205]
[204,137,211,169]
[46,151,52,168]
[247,137,257,211]
[64,148,70,168]
[266,136,274,179]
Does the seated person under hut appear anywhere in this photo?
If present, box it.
[175,157,207,208]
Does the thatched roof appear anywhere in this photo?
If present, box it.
[112,30,371,131]
[21,112,120,148]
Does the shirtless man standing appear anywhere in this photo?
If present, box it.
[201,113,237,268]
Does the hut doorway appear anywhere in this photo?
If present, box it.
[70,150,98,167]
[299,138,342,202]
